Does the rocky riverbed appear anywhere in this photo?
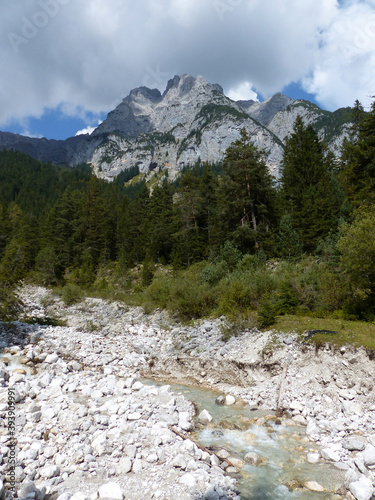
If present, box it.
[0,286,375,500]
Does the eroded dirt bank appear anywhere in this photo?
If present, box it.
[0,286,375,500]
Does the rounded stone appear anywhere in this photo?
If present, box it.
[98,483,123,500]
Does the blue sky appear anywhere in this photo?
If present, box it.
[1,0,375,140]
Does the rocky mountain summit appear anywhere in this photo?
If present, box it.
[0,75,353,182]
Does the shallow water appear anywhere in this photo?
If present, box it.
[143,379,344,500]
[0,353,32,375]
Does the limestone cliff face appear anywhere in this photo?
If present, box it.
[0,74,352,181]
[90,75,285,180]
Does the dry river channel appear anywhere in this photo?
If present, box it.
[0,286,375,500]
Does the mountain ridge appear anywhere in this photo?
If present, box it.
[0,74,353,180]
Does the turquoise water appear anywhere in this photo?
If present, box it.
[143,379,345,500]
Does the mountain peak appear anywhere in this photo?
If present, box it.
[128,86,162,102]
[237,92,294,127]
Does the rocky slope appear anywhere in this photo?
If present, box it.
[0,75,353,182]
[1,287,375,499]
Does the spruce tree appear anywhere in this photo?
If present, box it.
[277,213,302,259]
[341,100,375,207]
[173,170,205,266]
[280,116,343,252]
[219,128,276,252]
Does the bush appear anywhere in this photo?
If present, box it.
[143,270,172,311]
[217,267,276,317]
[200,261,229,285]
[219,241,242,270]
[258,296,278,329]
[61,283,83,306]
[0,285,22,320]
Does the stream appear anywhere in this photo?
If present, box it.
[143,379,345,500]
[1,351,345,500]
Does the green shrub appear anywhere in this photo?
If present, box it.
[217,268,276,316]
[258,296,278,329]
[61,283,83,306]
[168,277,216,320]
[219,241,242,270]
[143,270,172,310]
[200,261,229,285]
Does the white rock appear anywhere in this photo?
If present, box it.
[339,389,356,400]
[43,446,57,459]
[132,458,143,473]
[307,452,320,464]
[116,457,132,474]
[44,408,56,420]
[304,481,325,492]
[179,472,196,488]
[228,456,244,468]
[125,445,137,458]
[172,454,187,469]
[225,395,236,405]
[0,480,3,497]
[132,381,144,391]
[198,409,213,424]
[290,400,304,412]
[364,445,375,467]
[321,448,340,462]
[125,377,134,388]
[39,373,52,388]
[45,352,59,363]
[91,390,103,399]
[146,453,158,463]
[244,452,262,465]
[292,415,307,425]
[18,482,46,500]
[70,493,88,500]
[127,412,142,420]
[92,432,108,456]
[306,420,319,436]
[342,437,366,451]
[179,411,193,431]
[57,494,71,500]
[349,476,374,500]
[40,464,60,479]
[98,483,123,500]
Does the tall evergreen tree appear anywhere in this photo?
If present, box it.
[280,116,343,252]
[340,100,375,207]
[219,128,276,252]
[147,183,174,263]
[173,170,205,266]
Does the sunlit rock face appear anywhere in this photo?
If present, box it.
[0,74,352,182]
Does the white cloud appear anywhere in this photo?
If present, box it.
[227,82,259,102]
[1,0,374,132]
[75,120,103,136]
[302,1,375,109]
[20,129,43,139]
[75,126,96,136]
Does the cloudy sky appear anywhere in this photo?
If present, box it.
[1,0,375,139]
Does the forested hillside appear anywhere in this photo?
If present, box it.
[1,101,374,328]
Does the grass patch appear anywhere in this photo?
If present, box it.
[274,314,375,350]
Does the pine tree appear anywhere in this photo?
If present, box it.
[341,100,375,207]
[147,183,174,263]
[219,128,276,252]
[280,116,343,252]
[173,170,205,266]
[277,214,302,259]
